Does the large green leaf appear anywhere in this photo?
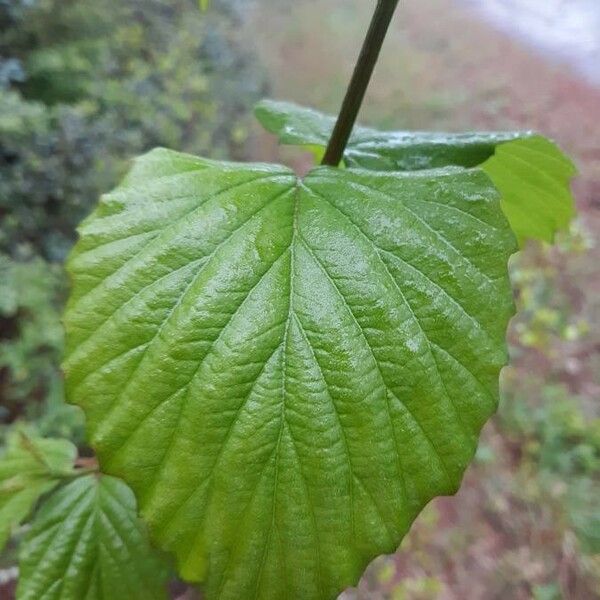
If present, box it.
[255,99,577,245]
[65,148,517,599]
[0,433,76,551]
[17,474,168,600]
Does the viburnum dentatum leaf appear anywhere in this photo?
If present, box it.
[17,474,168,600]
[255,99,577,245]
[64,148,517,599]
[0,433,76,551]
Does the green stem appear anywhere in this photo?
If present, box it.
[321,0,400,167]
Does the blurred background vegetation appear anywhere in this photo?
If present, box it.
[1,0,599,598]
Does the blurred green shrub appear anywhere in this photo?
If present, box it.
[510,226,592,354]
[499,384,600,554]
[0,0,265,261]
[501,384,599,477]
[0,255,84,443]
[504,228,599,556]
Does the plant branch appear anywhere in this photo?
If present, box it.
[75,456,99,471]
[321,0,400,167]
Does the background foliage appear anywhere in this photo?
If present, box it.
[1,0,599,598]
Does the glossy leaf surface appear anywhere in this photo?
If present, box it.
[17,474,167,600]
[255,99,576,244]
[65,148,517,599]
[0,433,76,551]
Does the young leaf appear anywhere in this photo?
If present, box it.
[17,474,168,600]
[480,136,576,245]
[255,99,527,169]
[255,99,577,245]
[0,433,76,551]
[65,148,517,599]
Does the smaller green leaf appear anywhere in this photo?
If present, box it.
[480,136,577,245]
[199,0,210,11]
[254,99,577,246]
[254,99,523,169]
[0,433,76,551]
[17,474,168,600]
[255,100,342,148]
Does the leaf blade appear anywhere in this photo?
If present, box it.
[0,433,76,551]
[481,136,577,244]
[16,474,168,600]
[65,149,517,599]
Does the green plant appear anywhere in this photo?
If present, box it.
[0,432,75,552]
[0,431,168,598]
[0,0,265,261]
[1,2,578,599]
[0,255,84,443]
[498,383,600,555]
